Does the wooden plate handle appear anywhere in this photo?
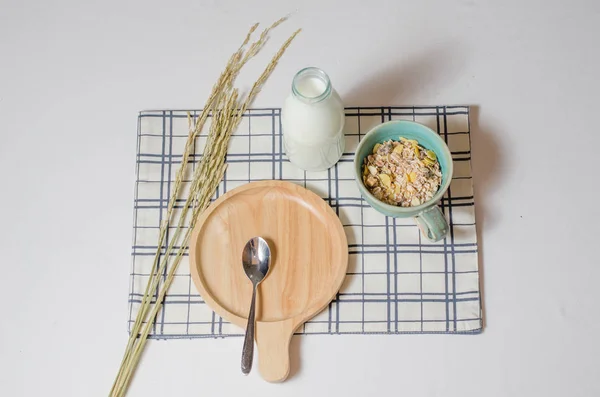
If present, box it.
[255,320,296,382]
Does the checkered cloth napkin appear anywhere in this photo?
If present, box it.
[129,106,482,338]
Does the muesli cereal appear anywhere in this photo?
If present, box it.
[362,137,442,207]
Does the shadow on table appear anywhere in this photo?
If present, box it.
[468,105,505,330]
[329,45,504,333]
[344,50,504,330]
[288,335,302,379]
[343,43,467,106]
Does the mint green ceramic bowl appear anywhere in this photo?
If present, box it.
[353,120,453,241]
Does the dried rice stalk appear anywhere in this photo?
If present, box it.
[109,20,300,397]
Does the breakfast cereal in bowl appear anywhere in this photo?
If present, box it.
[353,120,453,241]
[362,137,442,207]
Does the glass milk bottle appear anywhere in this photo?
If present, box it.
[281,67,345,171]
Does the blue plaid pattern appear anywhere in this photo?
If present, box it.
[129,106,482,338]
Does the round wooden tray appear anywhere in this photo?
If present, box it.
[189,180,348,382]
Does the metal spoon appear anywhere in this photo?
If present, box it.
[240,237,271,375]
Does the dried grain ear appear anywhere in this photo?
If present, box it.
[110,19,300,397]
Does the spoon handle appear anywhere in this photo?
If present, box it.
[241,286,257,375]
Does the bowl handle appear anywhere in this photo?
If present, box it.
[415,205,449,242]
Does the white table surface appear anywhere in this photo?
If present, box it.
[1,0,599,396]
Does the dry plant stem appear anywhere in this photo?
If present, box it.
[116,93,238,394]
[122,20,264,335]
[113,97,234,396]
[110,20,300,397]
[110,90,236,397]
[115,95,241,394]
[114,90,236,386]
[116,163,228,396]
[113,23,262,380]
[117,77,221,363]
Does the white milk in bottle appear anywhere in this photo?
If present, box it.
[281,67,345,171]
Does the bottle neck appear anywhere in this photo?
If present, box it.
[291,67,332,104]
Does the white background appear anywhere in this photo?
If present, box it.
[1,0,599,396]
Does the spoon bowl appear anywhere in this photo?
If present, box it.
[242,237,271,284]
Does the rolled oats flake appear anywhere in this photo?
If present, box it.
[361,137,443,207]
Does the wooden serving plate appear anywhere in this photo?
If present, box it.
[189,180,348,382]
